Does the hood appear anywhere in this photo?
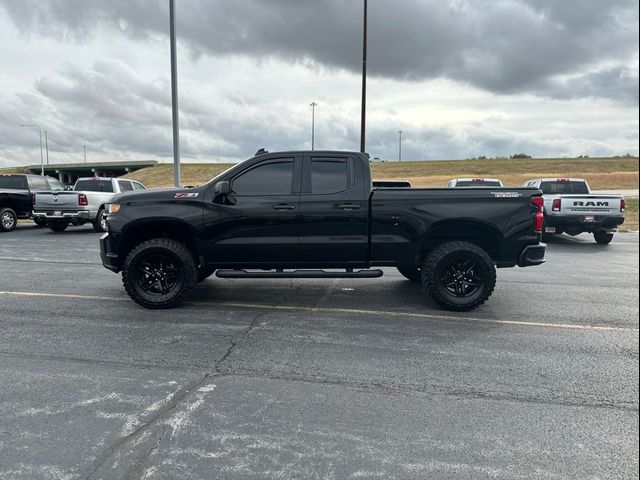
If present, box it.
[113,186,204,203]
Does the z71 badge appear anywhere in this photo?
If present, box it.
[491,192,521,198]
[174,192,199,199]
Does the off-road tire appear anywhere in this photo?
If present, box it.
[93,208,107,233]
[593,231,614,245]
[122,238,197,309]
[0,208,17,232]
[421,241,496,311]
[397,266,421,283]
[47,221,69,232]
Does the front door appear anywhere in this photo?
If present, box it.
[201,156,302,266]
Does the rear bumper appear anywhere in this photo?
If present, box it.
[100,233,121,273]
[518,244,546,267]
[33,210,95,220]
[545,215,624,232]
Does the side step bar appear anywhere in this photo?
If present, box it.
[215,269,384,279]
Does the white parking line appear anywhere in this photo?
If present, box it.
[0,290,637,333]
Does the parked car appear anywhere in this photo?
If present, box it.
[522,178,625,244]
[33,177,146,232]
[0,173,52,232]
[100,150,546,312]
[447,178,504,187]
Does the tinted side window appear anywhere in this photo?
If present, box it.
[311,159,348,194]
[233,160,294,195]
[0,176,28,189]
[75,180,115,193]
[119,181,133,192]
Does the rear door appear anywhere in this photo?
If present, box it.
[298,153,368,264]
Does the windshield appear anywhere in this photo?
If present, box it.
[46,177,65,191]
[540,181,589,195]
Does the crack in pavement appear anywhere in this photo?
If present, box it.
[81,309,268,479]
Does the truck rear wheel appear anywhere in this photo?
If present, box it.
[0,208,17,232]
[593,231,614,244]
[93,208,107,233]
[122,238,198,309]
[421,241,496,311]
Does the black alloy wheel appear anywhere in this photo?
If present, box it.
[440,257,483,298]
[122,238,197,309]
[422,241,496,311]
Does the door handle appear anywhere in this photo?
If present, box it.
[337,203,361,210]
[273,204,296,210]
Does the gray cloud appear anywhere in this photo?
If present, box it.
[1,0,637,101]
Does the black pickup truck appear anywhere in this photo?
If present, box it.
[0,173,51,232]
[101,150,546,311]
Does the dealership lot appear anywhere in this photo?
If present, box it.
[0,225,638,479]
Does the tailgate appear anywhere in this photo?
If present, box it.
[559,195,622,216]
[34,191,80,209]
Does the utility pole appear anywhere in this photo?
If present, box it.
[398,130,403,162]
[310,102,317,150]
[169,0,181,187]
[44,130,49,165]
[20,124,44,176]
[360,0,367,153]
[83,145,87,164]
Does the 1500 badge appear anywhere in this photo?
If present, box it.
[491,192,521,198]
[174,192,199,199]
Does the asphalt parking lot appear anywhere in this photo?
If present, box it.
[0,224,638,480]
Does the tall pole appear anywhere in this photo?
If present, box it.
[310,102,317,150]
[360,0,367,153]
[83,145,87,164]
[20,124,44,176]
[398,130,403,162]
[44,130,49,165]
[169,0,181,187]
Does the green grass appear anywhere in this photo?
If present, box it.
[123,156,639,190]
[622,198,638,232]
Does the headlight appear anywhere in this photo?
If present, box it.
[107,203,121,214]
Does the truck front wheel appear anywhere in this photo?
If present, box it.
[122,238,198,309]
[421,241,496,311]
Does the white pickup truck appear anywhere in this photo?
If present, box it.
[33,177,146,232]
[522,178,625,244]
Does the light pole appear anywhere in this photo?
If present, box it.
[83,145,87,164]
[360,0,368,153]
[44,130,50,165]
[398,130,403,162]
[20,123,44,176]
[310,102,317,150]
[169,0,181,187]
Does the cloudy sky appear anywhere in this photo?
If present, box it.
[0,0,638,166]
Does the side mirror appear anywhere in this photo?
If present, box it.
[214,181,230,196]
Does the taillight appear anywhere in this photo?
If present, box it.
[552,198,561,212]
[32,193,36,205]
[78,193,88,206]
[621,199,625,212]
[531,196,544,234]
